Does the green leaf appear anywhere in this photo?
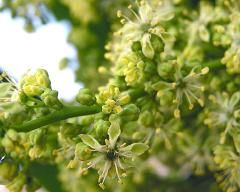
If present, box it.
[80,134,103,151]
[108,122,121,148]
[28,162,65,192]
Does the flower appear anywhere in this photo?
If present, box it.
[117,52,145,86]
[204,92,240,144]
[117,0,174,58]
[214,145,240,192]
[153,60,209,118]
[188,2,215,43]
[79,122,149,189]
[0,71,18,105]
[96,85,130,114]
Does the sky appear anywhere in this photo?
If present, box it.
[0,10,82,101]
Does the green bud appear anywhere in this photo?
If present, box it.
[35,69,51,88]
[6,129,19,141]
[151,34,164,53]
[117,93,130,105]
[80,115,95,126]
[22,84,43,97]
[76,88,96,106]
[120,104,140,121]
[28,129,45,145]
[0,161,18,184]
[75,142,92,161]
[139,111,154,127]
[41,89,62,109]
[6,173,26,192]
[159,91,174,106]
[157,61,174,78]
[132,131,145,140]
[94,120,110,139]
[102,105,112,114]
[144,60,157,73]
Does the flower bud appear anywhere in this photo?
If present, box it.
[120,104,140,121]
[41,89,62,109]
[22,85,43,97]
[76,88,96,106]
[35,69,51,88]
[6,173,26,192]
[0,161,18,184]
[75,143,92,161]
[94,120,110,139]
[151,34,164,53]
[139,111,154,127]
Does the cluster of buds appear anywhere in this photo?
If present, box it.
[96,85,130,114]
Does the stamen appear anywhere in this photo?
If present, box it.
[114,161,122,183]
[174,109,180,118]
[201,67,209,75]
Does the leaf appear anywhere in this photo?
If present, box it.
[80,134,103,151]
[122,143,149,156]
[29,162,65,192]
[108,122,121,148]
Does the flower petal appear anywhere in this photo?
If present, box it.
[0,83,12,98]
[80,134,103,151]
[121,143,149,156]
[230,92,240,108]
[108,122,121,148]
[141,33,154,59]
[151,11,174,25]
[139,3,152,23]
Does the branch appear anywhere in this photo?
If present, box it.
[12,105,101,132]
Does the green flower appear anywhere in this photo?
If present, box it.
[153,60,209,118]
[214,145,240,192]
[0,72,19,107]
[79,122,149,189]
[117,1,174,58]
[188,2,214,43]
[204,92,240,144]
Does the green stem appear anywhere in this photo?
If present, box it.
[12,105,101,132]
[203,59,222,69]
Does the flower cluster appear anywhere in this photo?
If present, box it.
[1,1,240,192]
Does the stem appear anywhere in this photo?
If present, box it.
[12,105,101,132]
[203,59,222,69]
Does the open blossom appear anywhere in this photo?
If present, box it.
[153,59,209,118]
[0,72,21,115]
[117,0,174,59]
[78,122,148,189]
[204,92,240,144]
